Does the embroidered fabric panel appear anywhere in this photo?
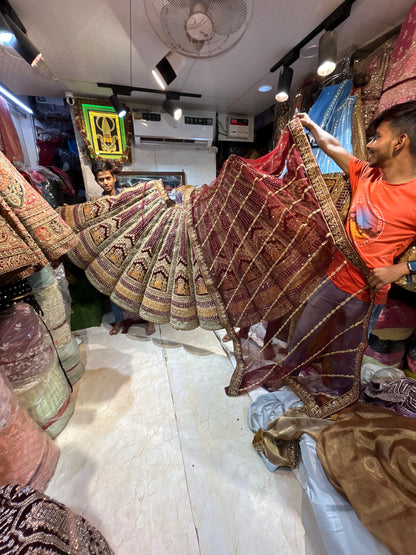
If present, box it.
[58,180,221,331]
[59,120,371,417]
[0,152,77,284]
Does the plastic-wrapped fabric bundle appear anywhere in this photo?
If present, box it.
[32,281,72,346]
[28,265,85,385]
[0,303,55,385]
[56,335,85,384]
[0,303,74,438]
[0,484,114,554]
[53,263,72,322]
[362,298,416,370]
[0,373,59,490]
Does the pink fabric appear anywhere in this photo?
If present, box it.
[373,298,416,330]
[0,373,59,490]
[377,4,416,113]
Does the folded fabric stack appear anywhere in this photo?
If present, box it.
[0,372,59,490]
[363,298,416,369]
[28,265,85,385]
[0,302,74,438]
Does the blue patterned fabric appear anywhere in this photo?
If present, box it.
[308,80,357,174]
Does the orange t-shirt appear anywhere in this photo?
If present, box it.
[328,157,416,304]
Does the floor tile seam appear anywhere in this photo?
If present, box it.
[159,328,203,555]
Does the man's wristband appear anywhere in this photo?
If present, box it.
[407,260,416,274]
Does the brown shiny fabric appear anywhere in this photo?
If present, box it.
[252,408,333,468]
[317,403,416,555]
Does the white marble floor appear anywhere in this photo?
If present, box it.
[45,320,326,555]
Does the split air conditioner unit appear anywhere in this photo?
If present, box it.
[133,110,215,148]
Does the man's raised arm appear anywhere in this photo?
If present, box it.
[296,113,354,175]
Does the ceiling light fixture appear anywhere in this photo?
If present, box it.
[317,30,337,76]
[275,66,293,103]
[0,83,33,114]
[0,12,13,43]
[110,94,127,118]
[152,50,186,90]
[0,1,43,67]
[3,14,42,66]
[162,92,182,120]
[258,85,272,93]
[269,0,355,75]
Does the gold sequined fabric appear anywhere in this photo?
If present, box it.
[0,484,114,554]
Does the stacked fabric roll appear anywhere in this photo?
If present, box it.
[0,373,59,490]
[28,265,85,385]
[363,298,416,370]
[0,302,74,438]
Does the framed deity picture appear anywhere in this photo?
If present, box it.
[117,171,185,191]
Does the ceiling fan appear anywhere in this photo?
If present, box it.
[144,0,253,59]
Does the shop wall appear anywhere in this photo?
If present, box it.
[74,123,216,199]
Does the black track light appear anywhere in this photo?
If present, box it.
[162,93,182,120]
[317,30,337,77]
[3,13,42,67]
[162,99,182,121]
[275,66,293,103]
[110,94,126,118]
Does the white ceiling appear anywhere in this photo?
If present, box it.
[0,0,414,116]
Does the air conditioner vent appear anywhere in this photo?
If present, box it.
[137,136,210,148]
[133,110,215,148]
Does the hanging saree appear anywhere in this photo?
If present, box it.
[0,97,24,164]
[353,37,396,129]
[58,117,374,417]
[307,79,357,174]
[377,3,416,114]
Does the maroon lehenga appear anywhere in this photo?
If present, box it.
[58,118,372,417]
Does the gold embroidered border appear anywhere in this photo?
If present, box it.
[287,118,370,279]
[185,186,246,394]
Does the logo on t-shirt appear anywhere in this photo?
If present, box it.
[348,198,384,246]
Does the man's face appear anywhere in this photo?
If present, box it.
[366,120,399,168]
[96,170,116,194]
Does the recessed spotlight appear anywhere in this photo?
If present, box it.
[258,85,272,92]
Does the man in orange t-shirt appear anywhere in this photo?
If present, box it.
[297,101,416,331]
